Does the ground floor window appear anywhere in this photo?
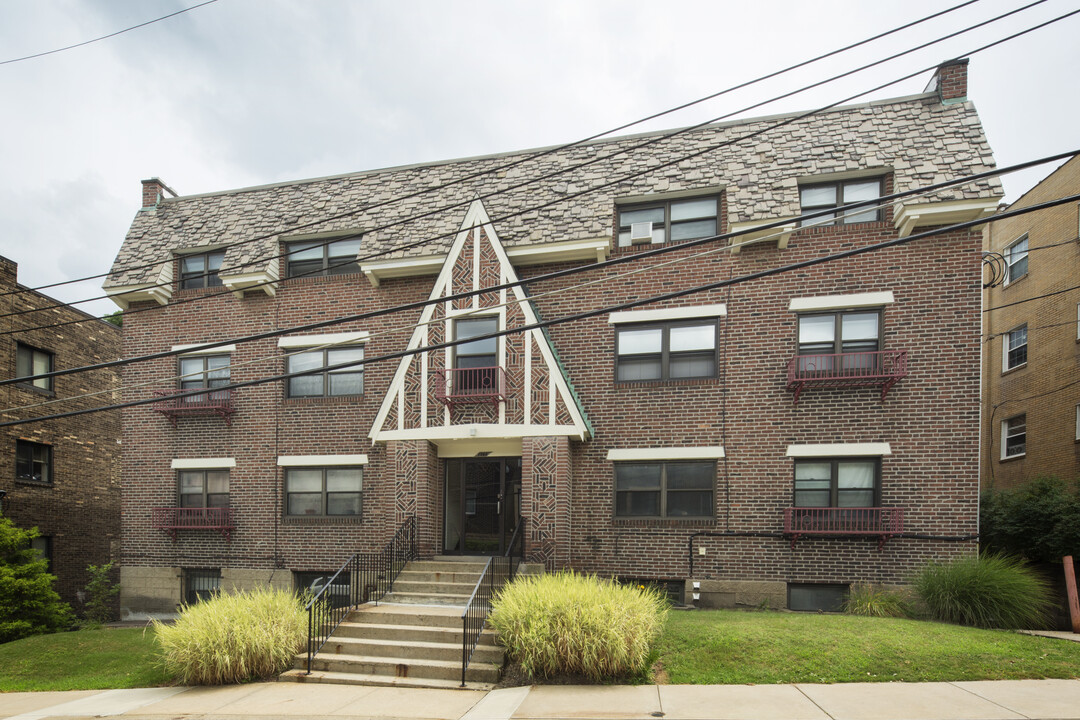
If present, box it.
[788,583,848,612]
[293,570,350,607]
[183,568,220,605]
[615,577,685,605]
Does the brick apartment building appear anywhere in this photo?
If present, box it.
[981,155,1080,490]
[106,60,1001,617]
[0,255,121,609]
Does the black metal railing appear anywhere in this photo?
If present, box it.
[459,521,524,686]
[305,516,417,673]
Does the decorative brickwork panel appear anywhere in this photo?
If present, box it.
[451,231,475,310]
[393,441,419,522]
[523,436,570,569]
[531,358,550,425]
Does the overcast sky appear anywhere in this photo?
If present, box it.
[0,0,1076,319]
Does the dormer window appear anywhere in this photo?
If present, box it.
[180,251,225,289]
[617,196,719,247]
[799,178,882,226]
[286,236,362,278]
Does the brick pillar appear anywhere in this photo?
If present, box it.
[927,58,968,103]
[521,436,571,570]
[389,439,439,558]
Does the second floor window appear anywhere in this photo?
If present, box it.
[16,343,53,391]
[287,347,364,397]
[1004,235,1028,284]
[180,355,231,398]
[797,311,880,372]
[794,459,878,507]
[615,321,718,382]
[286,237,362,278]
[1004,325,1027,371]
[1002,415,1026,459]
[799,178,882,226]
[180,251,225,289]
[179,469,229,508]
[617,196,719,247]
[16,440,52,484]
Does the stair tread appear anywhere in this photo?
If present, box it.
[337,621,495,637]
[302,651,500,670]
[279,669,493,691]
[352,604,465,617]
[327,636,502,653]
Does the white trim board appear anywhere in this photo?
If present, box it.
[171,458,236,469]
[607,447,725,461]
[788,292,894,312]
[277,455,369,466]
[786,443,891,457]
[172,343,236,354]
[278,331,369,348]
[608,304,727,325]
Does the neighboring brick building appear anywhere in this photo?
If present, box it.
[0,255,121,609]
[981,155,1080,490]
[106,60,1001,617]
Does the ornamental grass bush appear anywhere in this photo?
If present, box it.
[913,553,1053,629]
[489,571,668,681]
[153,587,305,685]
[844,583,910,618]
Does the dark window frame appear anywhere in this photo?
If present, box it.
[796,309,883,356]
[16,343,54,392]
[616,194,721,247]
[178,354,231,391]
[453,316,499,370]
[1003,415,1026,459]
[16,439,52,485]
[1004,324,1028,371]
[798,177,884,227]
[30,535,52,573]
[183,568,221,605]
[788,583,849,612]
[1004,234,1028,285]
[286,346,364,398]
[177,469,230,509]
[613,461,715,519]
[792,458,881,508]
[284,236,362,278]
[179,251,225,290]
[615,319,720,383]
[284,466,363,518]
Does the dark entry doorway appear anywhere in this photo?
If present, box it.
[444,457,521,555]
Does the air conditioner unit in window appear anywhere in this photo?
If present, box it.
[630,221,654,244]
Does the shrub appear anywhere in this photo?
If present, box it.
[153,587,305,684]
[489,571,668,681]
[0,517,73,643]
[914,553,1053,629]
[981,476,1080,564]
[844,583,910,618]
[83,562,121,625]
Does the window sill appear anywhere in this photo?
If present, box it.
[1000,453,1025,463]
[794,220,890,233]
[284,395,364,405]
[15,382,54,397]
[281,273,361,286]
[615,377,719,388]
[1001,362,1027,376]
[15,478,53,488]
[1002,273,1028,290]
[283,515,363,525]
[613,517,715,527]
[175,286,224,298]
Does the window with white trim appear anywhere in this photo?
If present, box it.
[616,321,718,382]
[16,343,53,391]
[1004,235,1028,284]
[799,178,882,226]
[1002,415,1026,459]
[1003,325,1027,371]
[614,461,714,518]
[285,467,362,517]
[1075,404,1079,442]
[617,195,719,247]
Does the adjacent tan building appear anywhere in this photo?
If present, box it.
[981,155,1080,490]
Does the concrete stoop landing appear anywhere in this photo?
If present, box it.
[280,556,503,690]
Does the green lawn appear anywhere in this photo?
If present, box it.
[658,610,1080,684]
[0,627,170,692]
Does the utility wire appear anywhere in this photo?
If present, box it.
[983,282,1080,313]
[7,150,1071,387]
[3,190,1077,428]
[0,0,221,66]
[3,0,1043,321]
[0,0,985,299]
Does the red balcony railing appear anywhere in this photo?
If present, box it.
[152,507,235,540]
[151,388,236,426]
[431,367,507,408]
[783,506,904,549]
[786,350,907,404]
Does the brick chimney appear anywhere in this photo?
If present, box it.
[141,178,177,209]
[925,58,969,104]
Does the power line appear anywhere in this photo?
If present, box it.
[0,0,987,301]
[6,151,1069,388]
[0,0,221,67]
[983,282,1080,313]
[4,190,1077,428]
[4,0,1047,323]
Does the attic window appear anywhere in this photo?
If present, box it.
[285,236,362,278]
[617,196,719,247]
[799,178,882,226]
[180,251,225,289]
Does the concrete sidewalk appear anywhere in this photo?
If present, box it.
[4,679,1080,720]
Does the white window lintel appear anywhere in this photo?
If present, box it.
[607,446,725,461]
[278,331,370,348]
[785,443,891,458]
[171,458,236,469]
[608,304,727,325]
[172,343,236,355]
[277,454,369,466]
[788,292,895,313]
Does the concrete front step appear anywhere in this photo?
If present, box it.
[404,560,491,574]
[383,591,473,605]
[396,570,485,584]
[323,636,503,664]
[349,604,464,628]
[334,621,497,646]
[391,580,480,596]
[278,668,494,691]
[304,651,501,684]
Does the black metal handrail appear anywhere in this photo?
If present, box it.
[305,516,417,673]
[460,521,523,686]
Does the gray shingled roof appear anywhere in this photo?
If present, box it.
[106,92,1001,287]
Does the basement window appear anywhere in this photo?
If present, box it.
[788,583,848,612]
